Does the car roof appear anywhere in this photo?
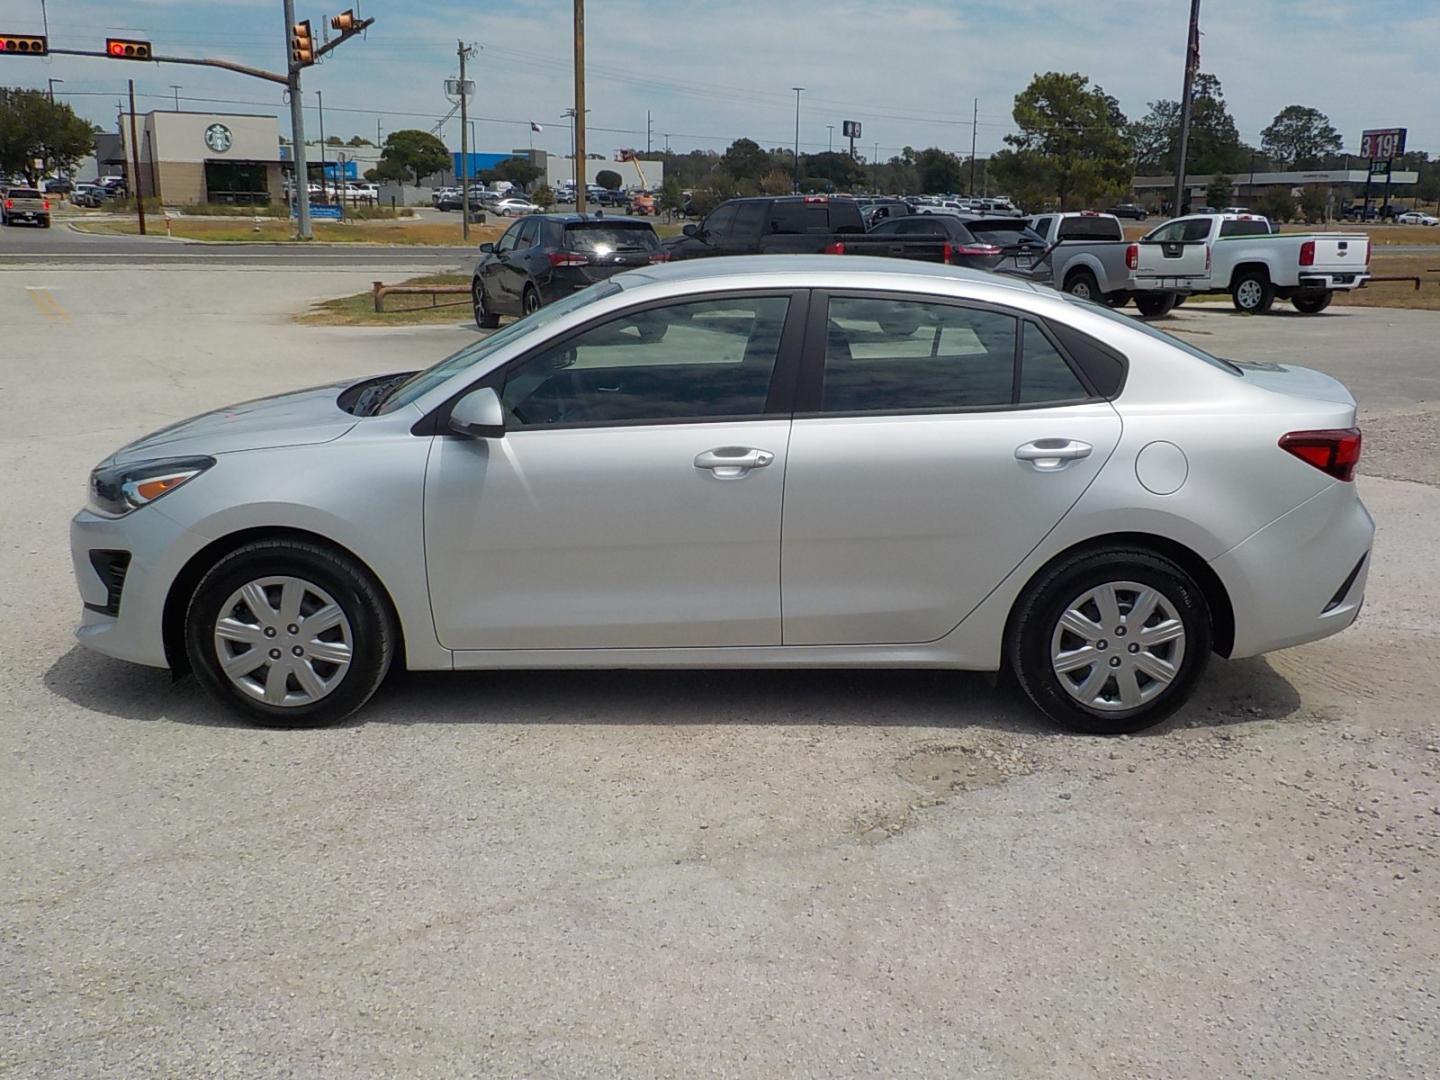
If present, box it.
[618,254,1044,300]
[532,213,655,225]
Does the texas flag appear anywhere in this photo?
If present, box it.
[530,121,543,133]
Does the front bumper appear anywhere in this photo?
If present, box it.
[70,506,202,669]
[1211,481,1374,658]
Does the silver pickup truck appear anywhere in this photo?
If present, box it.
[1024,212,1180,318]
[2,187,51,228]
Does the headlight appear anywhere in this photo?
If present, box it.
[88,456,215,517]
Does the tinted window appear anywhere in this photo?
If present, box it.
[502,296,790,426]
[1019,322,1088,403]
[9,189,42,199]
[731,200,768,239]
[704,203,739,236]
[820,298,1017,413]
[1219,219,1271,237]
[1145,219,1210,243]
[1030,217,1054,238]
[495,222,524,252]
[966,221,1046,247]
[1056,216,1124,241]
[517,218,541,247]
[563,223,660,251]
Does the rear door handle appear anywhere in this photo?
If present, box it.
[1015,439,1093,471]
[694,446,774,479]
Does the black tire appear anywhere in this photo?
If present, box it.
[521,284,541,317]
[1103,290,1133,309]
[1231,270,1275,314]
[1171,293,1187,308]
[1134,292,1177,319]
[473,279,500,329]
[1063,269,1101,302]
[1291,290,1333,314]
[1008,548,1212,735]
[184,539,396,728]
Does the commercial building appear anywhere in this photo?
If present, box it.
[1134,168,1419,211]
[120,111,285,206]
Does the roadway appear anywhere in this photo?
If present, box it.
[0,219,477,270]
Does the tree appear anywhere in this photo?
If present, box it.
[363,167,382,182]
[659,177,685,215]
[915,147,965,194]
[595,169,622,191]
[379,129,450,185]
[718,138,773,184]
[799,150,865,191]
[532,184,555,210]
[1005,72,1132,207]
[1130,74,1248,176]
[1299,184,1328,223]
[1255,188,1296,224]
[493,157,542,189]
[325,135,344,146]
[1206,174,1233,209]
[759,169,793,195]
[988,148,1057,211]
[346,135,373,147]
[0,88,94,179]
[1261,106,1342,169]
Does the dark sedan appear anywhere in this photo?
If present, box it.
[472,214,667,328]
[861,214,1050,274]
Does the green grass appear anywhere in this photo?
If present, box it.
[298,274,476,326]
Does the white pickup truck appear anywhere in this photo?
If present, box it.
[1127,213,1370,314]
[1024,211,1182,318]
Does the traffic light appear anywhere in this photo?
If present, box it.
[290,20,315,67]
[0,33,48,56]
[105,37,152,60]
[331,10,359,32]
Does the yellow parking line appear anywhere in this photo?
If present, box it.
[25,287,69,322]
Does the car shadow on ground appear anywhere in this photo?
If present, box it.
[43,646,1302,737]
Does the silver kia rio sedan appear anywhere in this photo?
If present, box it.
[71,258,1372,733]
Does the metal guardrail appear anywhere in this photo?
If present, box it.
[372,280,469,313]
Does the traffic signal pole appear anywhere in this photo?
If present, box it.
[283,0,313,239]
[126,79,146,235]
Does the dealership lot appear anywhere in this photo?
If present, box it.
[2,264,1438,1078]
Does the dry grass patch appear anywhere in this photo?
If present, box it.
[74,217,507,247]
[297,274,477,326]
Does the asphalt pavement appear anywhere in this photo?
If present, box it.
[1,267,1437,1079]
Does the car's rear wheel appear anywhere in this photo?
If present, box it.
[473,279,500,329]
[521,284,541,316]
[1009,548,1212,734]
[185,539,395,727]
[1134,292,1177,319]
[1291,290,1333,314]
[1103,290,1132,309]
[1231,271,1275,314]
[1064,269,1100,302]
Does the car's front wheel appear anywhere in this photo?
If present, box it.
[473,279,500,329]
[1009,548,1212,734]
[185,539,396,727]
[1063,269,1100,301]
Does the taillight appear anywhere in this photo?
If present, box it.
[647,251,671,263]
[1362,239,1371,265]
[941,242,953,263]
[548,251,588,267]
[1205,246,1212,272]
[822,241,845,254]
[1125,243,1139,270]
[951,244,1001,257]
[803,195,828,204]
[1299,239,1315,266]
[1279,428,1362,482]
[3,199,11,211]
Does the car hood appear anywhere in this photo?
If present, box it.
[107,382,357,466]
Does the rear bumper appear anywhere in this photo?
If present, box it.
[1297,272,1368,291]
[1211,481,1374,658]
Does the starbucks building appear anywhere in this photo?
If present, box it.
[118,110,286,206]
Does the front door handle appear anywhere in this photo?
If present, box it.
[694,446,774,479]
[1015,439,1093,471]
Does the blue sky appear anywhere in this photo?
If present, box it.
[13,0,1438,159]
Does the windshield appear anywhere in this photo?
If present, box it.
[564,223,659,252]
[967,220,1046,247]
[377,281,622,413]
[1061,294,1241,375]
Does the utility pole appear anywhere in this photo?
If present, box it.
[827,124,834,153]
[47,78,62,104]
[317,89,328,205]
[126,79,146,235]
[458,40,473,241]
[969,98,978,196]
[1172,0,1202,216]
[573,0,587,213]
[171,85,182,111]
[646,109,652,155]
[664,133,670,153]
[791,87,804,192]
[284,0,312,239]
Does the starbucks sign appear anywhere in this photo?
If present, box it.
[204,123,233,153]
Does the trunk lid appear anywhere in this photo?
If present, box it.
[1231,360,1357,408]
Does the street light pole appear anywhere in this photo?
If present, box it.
[791,87,804,192]
[827,124,834,153]
[170,85,182,111]
[573,0,587,213]
[283,0,312,239]
[316,88,328,206]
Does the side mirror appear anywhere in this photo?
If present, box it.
[478,242,494,253]
[682,223,699,237]
[448,387,506,439]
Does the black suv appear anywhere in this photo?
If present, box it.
[472,213,665,328]
[1108,203,1149,220]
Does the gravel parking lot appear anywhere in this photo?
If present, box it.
[2,266,1437,1078]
